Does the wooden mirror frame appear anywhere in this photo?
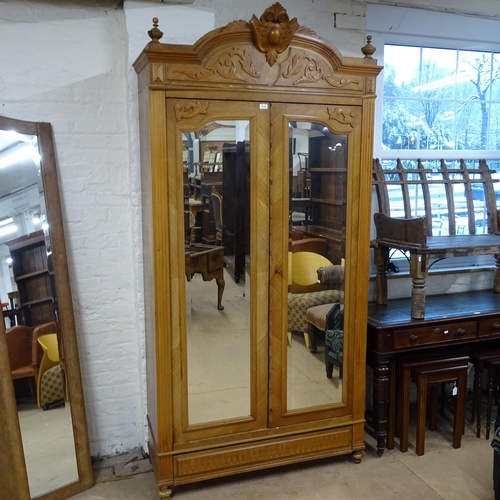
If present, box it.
[0,115,93,500]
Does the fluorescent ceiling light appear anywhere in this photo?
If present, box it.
[0,224,17,237]
[0,142,40,170]
[0,217,14,227]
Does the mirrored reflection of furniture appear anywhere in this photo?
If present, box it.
[305,264,345,352]
[290,126,347,264]
[289,231,328,256]
[211,191,223,245]
[287,253,344,349]
[2,291,22,328]
[135,5,381,498]
[6,325,37,398]
[185,244,225,310]
[0,115,93,500]
[324,303,344,379]
[37,333,65,410]
[222,141,250,283]
[7,230,56,327]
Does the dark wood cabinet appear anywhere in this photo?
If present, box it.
[6,230,56,326]
[291,131,348,264]
[222,141,250,283]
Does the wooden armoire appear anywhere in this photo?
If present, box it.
[134,4,382,498]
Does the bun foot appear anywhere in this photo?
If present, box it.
[352,450,363,464]
[159,486,173,498]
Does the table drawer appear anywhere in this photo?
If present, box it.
[394,321,477,349]
[478,317,500,337]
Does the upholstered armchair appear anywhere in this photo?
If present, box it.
[287,253,344,349]
[304,265,345,353]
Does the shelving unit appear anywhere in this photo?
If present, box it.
[6,230,56,326]
[306,133,348,263]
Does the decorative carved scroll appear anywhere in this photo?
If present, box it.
[327,107,361,128]
[283,53,359,88]
[175,101,209,121]
[175,49,260,82]
[250,2,299,66]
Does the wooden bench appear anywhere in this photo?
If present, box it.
[372,158,500,319]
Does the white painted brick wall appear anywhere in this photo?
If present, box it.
[2,0,500,459]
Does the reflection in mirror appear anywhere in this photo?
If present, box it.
[286,121,347,411]
[0,116,92,499]
[184,120,252,425]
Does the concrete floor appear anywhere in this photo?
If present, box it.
[73,421,497,500]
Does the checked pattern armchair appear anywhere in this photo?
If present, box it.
[287,251,344,349]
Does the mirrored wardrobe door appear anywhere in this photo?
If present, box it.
[0,116,92,499]
[166,99,270,442]
[269,102,361,427]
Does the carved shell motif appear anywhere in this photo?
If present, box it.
[250,2,299,67]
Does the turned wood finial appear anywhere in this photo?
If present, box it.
[361,35,376,59]
[148,17,163,43]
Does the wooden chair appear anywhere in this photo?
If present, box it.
[288,237,327,256]
[5,325,36,399]
[211,191,223,245]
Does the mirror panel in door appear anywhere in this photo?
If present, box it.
[184,120,252,425]
[0,116,92,499]
[287,121,347,411]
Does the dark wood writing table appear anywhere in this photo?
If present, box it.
[367,290,500,456]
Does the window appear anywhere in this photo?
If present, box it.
[383,45,500,152]
[367,5,500,271]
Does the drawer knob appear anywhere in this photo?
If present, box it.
[457,328,466,335]
[494,323,500,330]
[409,334,419,343]
[433,328,441,334]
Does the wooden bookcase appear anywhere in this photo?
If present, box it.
[6,230,56,326]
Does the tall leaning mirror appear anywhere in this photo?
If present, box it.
[0,115,93,500]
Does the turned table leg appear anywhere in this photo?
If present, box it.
[372,357,390,456]
[216,273,225,310]
[410,253,428,320]
[374,246,389,306]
